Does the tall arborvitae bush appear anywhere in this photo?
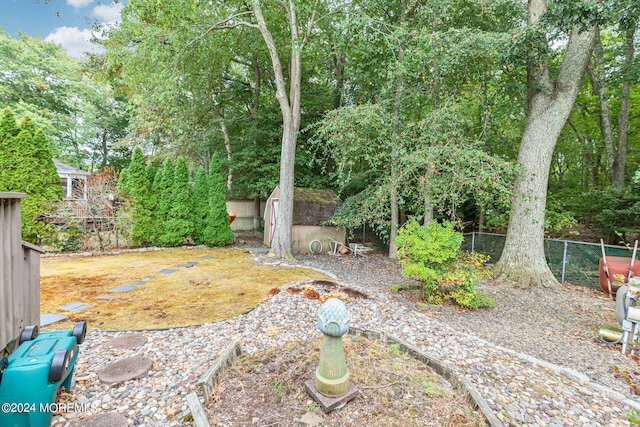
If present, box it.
[192,166,208,245]
[156,159,175,246]
[25,128,63,242]
[0,108,20,189]
[203,153,233,246]
[121,147,154,246]
[0,107,19,138]
[144,163,158,242]
[0,109,61,244]
[162,157,194,246]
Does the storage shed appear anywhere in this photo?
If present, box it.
[263,187,346,254]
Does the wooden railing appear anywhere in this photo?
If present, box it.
[0,193,43,354]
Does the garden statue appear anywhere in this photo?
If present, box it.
[305,298,359,412]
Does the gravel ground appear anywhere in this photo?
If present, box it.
[51,251,640,426]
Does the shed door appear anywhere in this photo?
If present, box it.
[269,198,278,247]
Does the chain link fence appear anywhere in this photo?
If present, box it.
[462,232,639,290]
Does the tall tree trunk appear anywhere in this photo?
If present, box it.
[422,11,441,227]
[495,0,596,287]
[614,24,636,190]
[100,129,108,171]
[567,119,593,191]
[251,54,262,230]
[218,107,233,191]
[588,24,636,190]
[588,31,616,185]
[388,0,407,259]
[253,0,305,259]
[331,46,345,109]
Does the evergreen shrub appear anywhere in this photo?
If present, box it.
[396,219,493,308]
[203,153,233,246]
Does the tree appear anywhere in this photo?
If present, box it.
[0,31,129,168]
[120,146,155,246]
[192,166,208,245]
[0,109,62,243]
[163,157,194,247]
[587,2,639,190]
[495,1,598,287]
[70,168,119,251]
[312,104,517,244]
[155,158,175,245]
[203,153,233,247]
[250,0,316,259]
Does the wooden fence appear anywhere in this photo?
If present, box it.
[0,193,43,354]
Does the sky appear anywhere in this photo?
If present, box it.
[1,0,125,59]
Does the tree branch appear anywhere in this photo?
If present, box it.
[177,11,257,60]
[301,0,319,49]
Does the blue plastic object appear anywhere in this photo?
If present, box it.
[0,322,86,427]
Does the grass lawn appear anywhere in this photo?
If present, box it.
[40,247,326,331]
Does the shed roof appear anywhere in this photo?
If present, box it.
[54,160,91,176]
[293,187,341,204]
[267,187,342,226]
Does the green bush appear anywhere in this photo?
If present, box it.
[442,252,494,308]
[192,166,208,245]
[163,157,194,247]
[203,153,233,247]
[58,222,84,252]
[120,147,155,246]
[0,109,62,245]
[396,219,493,308]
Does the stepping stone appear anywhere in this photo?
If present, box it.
[40,313,67,326]
[246,247,269,253]
[98,356,152,384]
[71,412,128,427]
[128,281,148,286]
[159,268,177,274]
[109,285,136,292]
[143,275,156,280]
[61,302,93,312]
[200,255,213,259]
[95,295,116,300]
[103,333,147,350]
[61,302,85,311]
[175,262,198,268]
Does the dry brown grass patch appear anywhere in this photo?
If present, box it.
[40,248,325,330]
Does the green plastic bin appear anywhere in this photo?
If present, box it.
[0,322,86,427]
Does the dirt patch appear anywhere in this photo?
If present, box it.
[206,336,485,426]
[40,248,326,330]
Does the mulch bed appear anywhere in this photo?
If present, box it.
[205,336,485,426]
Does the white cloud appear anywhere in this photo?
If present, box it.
[44,2,124,59]
[45,26,102,59]
[93,3,125,23]
[66,0,94,8]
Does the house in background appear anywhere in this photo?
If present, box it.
[55,161,91,200]
[264,187,346,254]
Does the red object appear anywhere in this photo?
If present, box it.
[228,211,236,224]
[599,256,640,297]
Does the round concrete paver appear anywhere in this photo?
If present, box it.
[103,333,147,349]
[72,412,128,427]
[98,356,152,384]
